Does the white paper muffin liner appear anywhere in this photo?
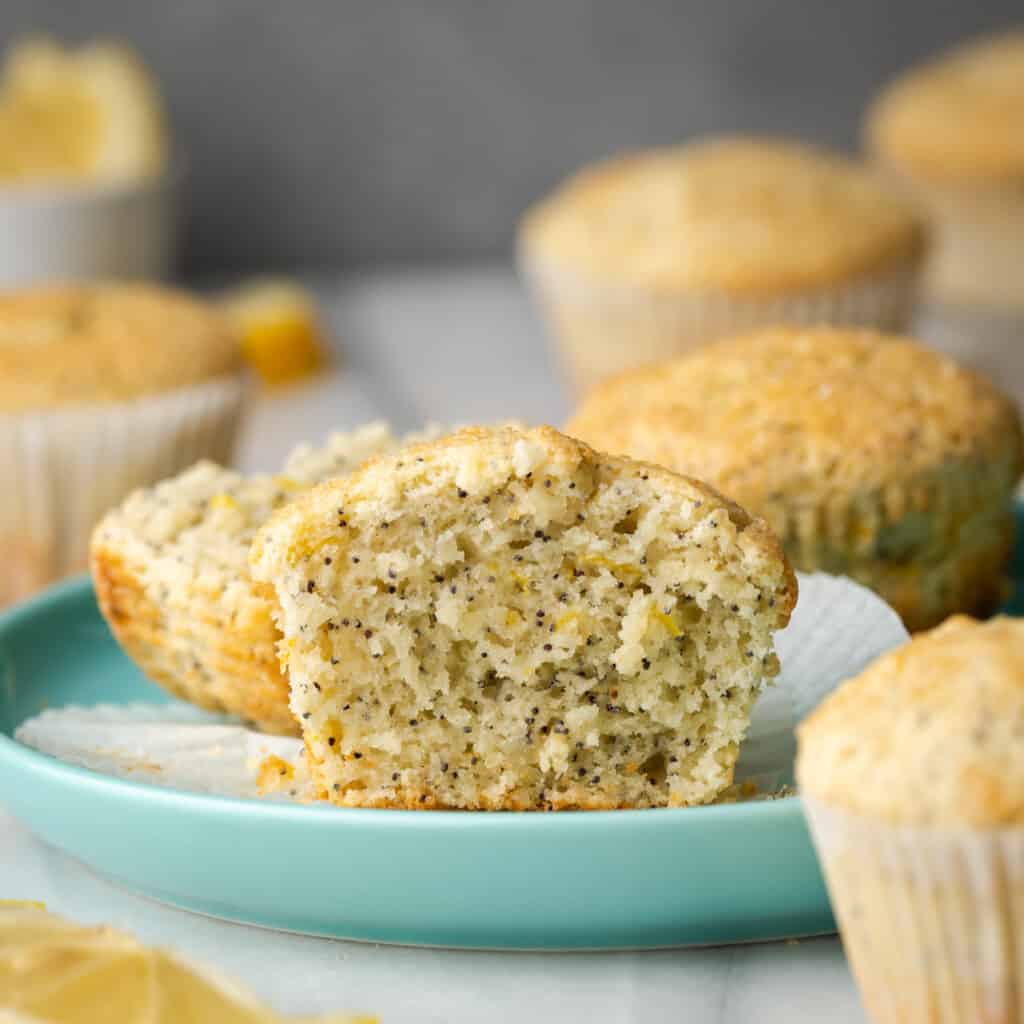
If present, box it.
[15,703,313,802]
[15,573,910,805]
[911,180,1024,313]
[0,373,246,606]
[521,254,923,395]
[803,795,1024,1023]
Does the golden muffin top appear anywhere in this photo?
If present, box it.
[866,31,1024,184]
[0,283,241,412]
[519,137,926,295]
[797,615,1024,826]
[566,326,1021,507]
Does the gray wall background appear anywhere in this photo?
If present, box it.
[2,1,1018,274]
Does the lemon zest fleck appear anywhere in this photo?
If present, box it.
[510,570,530,592]
[554,610,582,632]
[290,533,341,561]
[580,554,642,577]
[651,607,680,637]
[210,492,238,511]
[256,755,294,795]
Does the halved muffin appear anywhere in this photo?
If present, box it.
[251,426,796,809]
[91,423,419,735]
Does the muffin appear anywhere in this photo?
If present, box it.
[520,137,927,394]
[797,615,1024,1023]
[0,282,246,606]
[250,425,796,810]
[92,422,422,736]
[567,326,1022,631]
[866,31,1024,311]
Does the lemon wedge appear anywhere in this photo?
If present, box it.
[0,904,374,1023]
[222,279,328,387]
[0,36,167,185]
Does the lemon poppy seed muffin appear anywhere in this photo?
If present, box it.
[92,423,420,735]
[797,616,1024,1023]
[0,282,246,607]
[250,425,796,810]
[866,31,1024,311]
[0,283,239,411]
[798,616,1024,826]
[568,326,1022,631]
[866,31,1024,187]
[520,136,927,393]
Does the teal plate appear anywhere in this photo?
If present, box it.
[2,506,1021,950]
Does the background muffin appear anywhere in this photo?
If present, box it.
[866,31,1024,406]
[0,282,245,606]
[866,31,1024,312]
[797,616,1024,1024]
[519,136,928,394]
[567,326,1022,631]
[251,425,796,810]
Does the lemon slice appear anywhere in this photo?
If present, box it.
[0,35,167,184]
[222,279,328,388]
[0,904,375,1023]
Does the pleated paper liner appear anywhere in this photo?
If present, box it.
[16,572,909,805]
[0,373,246,607]
[522,254,922,395]
[804,796,1024,1024]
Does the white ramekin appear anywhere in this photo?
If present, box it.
[0,165,181,286]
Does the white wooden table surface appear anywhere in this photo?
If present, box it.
[1,267,867,1023]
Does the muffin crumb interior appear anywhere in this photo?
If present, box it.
[253,426,795,810]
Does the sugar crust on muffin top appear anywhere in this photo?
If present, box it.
[798,615,1024,826]
[0,283,241,411]
[866,31,1024,184]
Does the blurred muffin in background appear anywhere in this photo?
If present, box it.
[91,423,423,736]
[866,31,1024,403]
[866,30,1024,311]
[567,326,1022,631]
[519,137,927,395]
[797,616,1024,1024]
[0,36,175,286]
[0,282,246,606]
